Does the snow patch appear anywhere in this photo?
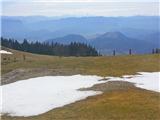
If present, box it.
[106,72,160,92]
[0,72,159,117]
[0,75,104,117]
[0,50,12,54]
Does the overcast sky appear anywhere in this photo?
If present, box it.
[1,0,159,17]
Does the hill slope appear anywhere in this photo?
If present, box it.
[1,47,159,78]
[1,48,160,120]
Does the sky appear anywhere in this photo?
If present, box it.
[1,0,159,17]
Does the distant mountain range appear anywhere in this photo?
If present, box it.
[47,32,159,55]
[1,16,159,41]
[1,16,159,54]
[91,32,159,54]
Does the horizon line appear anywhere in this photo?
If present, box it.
[1,15,160,17]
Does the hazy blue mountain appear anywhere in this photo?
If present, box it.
[1,16,159,54]
[1,16,159,41]
[46,31,159,54]
[141,32,160,43]
[1,16,62,23]
[90,32,158,55]
[1,18,27,40]
[28,16,159,38]
[47,34,88,44]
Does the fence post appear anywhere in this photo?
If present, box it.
[152,49,155,54]
[155,48,159,54]
[129,49,132,55]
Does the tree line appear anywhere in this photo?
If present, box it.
[1,37,100,56]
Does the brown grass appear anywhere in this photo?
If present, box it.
[1,48,160,120]
[2,88,160,120]
[1,48,160,77]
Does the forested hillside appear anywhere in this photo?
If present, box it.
[1,38,99,56]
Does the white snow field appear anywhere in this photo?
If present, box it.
[106,72,160,92]
[0,75,104,117]
[0,72,159,117]
[0,50,12,54]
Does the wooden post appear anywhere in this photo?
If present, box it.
[155,48,159,54]
[152,49,155,54]
[113,50,116,56]
[129,49,132,55]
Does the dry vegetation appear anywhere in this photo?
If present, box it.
[1,48,160,77]
[2,87,160,120]
[1,48,160,120]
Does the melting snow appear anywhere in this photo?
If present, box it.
[0,72,159,117]
[106,72,160,92]
[0,50,12,54]
[0,75,104,116]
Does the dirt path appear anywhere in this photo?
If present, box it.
[1,68,80,85]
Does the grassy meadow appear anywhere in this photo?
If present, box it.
[1,48,160,77]
[1,48,160,120]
